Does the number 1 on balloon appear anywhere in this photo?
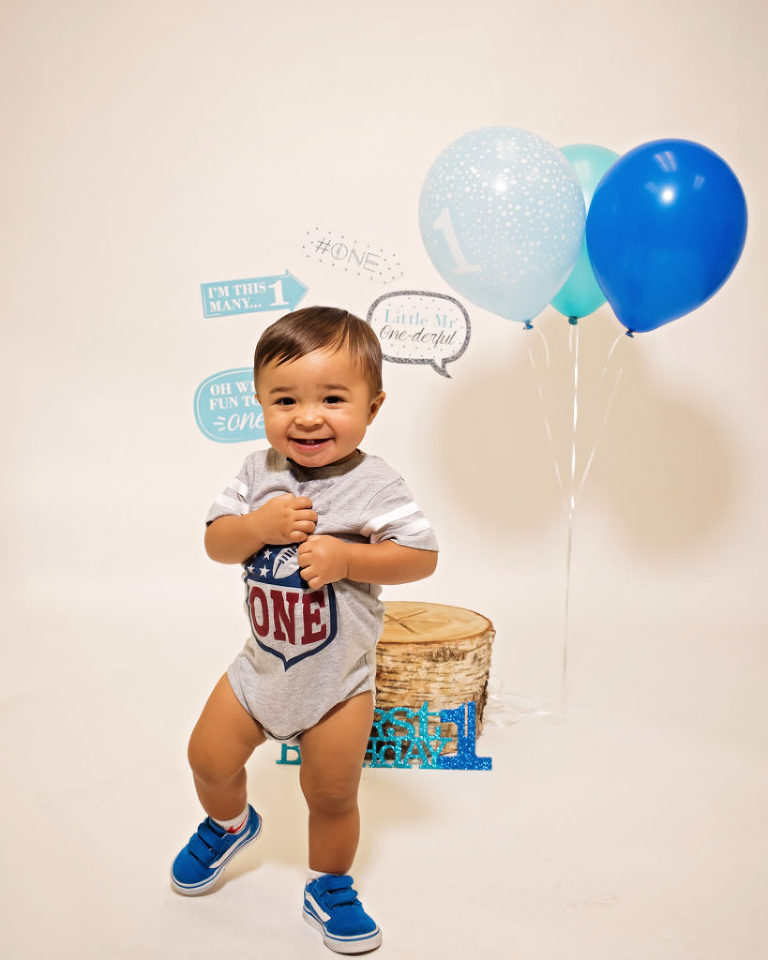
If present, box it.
[433,208,481,276]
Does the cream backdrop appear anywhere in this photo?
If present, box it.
[3,1,767,958]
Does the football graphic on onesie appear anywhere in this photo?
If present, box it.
[271,546,300,580]
[243,545,338,669]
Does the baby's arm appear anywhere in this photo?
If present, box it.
[297,536,437,591]
[205,494,318,564]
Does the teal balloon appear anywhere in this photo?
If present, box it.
[551,144,619,320]
[419,127,585,324]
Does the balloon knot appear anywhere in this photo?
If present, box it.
[625,329,635,338]
[568,316,579,325]
[523,320,533,330]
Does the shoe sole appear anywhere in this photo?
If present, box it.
[170,816,262,896]
[303,907,382,954]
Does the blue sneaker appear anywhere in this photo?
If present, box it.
[303,874,382,954]
[170,805,261,895]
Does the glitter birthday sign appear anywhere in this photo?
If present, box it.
[277,701,492,771]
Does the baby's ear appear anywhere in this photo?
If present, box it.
[367,391,386,423]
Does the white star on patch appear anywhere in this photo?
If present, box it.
[258,566,269,577]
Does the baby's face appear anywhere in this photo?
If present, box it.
[255,345,385,468]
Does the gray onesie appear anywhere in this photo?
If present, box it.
[206,448,439,740]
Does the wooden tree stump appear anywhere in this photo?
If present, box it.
[375,601,495,754]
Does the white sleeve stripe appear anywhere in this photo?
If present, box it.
[361,501,419,536]
[396,517,432,536]
[215,493,248,515]
[371,517,432,543]
[229,478,248,497]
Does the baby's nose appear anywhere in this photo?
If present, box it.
[295,404,323,425]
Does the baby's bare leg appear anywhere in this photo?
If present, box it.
[299,692,374,874]
[187,674,266,821]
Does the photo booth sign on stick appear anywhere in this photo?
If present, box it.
[194,368,265,443]
[302,228,403,284]
[200,271,308,318]
[367,291,471,378]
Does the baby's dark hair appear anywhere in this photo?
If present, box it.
[253,306,383,396]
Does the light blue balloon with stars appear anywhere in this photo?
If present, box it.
[419,127,586,325]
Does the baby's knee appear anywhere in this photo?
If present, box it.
[187,729,237,785]
[302,776,359,816]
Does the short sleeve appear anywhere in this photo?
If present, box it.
[205,461,252,525]
[358,478,439,552]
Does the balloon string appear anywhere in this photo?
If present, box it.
[561,322,580,711]
[568,323,579,518]
[524,321,627,714]
[576,330,629,499]
[530,323,551,369]
[524,325,564,496]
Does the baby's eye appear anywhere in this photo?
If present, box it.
[275,397,295,406]
[324,395,345,405]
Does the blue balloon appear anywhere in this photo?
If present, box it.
[419,127,585,324]
[586,139,747,333]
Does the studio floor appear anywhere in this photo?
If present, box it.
[2,586,767,960]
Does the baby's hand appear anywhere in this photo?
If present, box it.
[298,535,349,590]
[253,494,317,545]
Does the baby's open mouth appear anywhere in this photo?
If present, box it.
[291,438,330,446]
